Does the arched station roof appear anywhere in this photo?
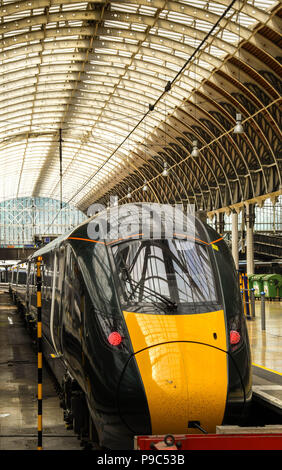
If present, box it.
[0,0,281,214]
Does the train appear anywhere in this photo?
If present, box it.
[9,203,252,449]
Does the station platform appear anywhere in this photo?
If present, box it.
[0,288,81,450]
[0,285,281,450]
[247,300,282,416]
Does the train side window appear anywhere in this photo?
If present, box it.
[44,252,53,301]
[66,245,73,279]
[75,242,119,315]
[72,251,85,321]
[29,263,33,285]
[27,262,35,298]
[55,251,60,289]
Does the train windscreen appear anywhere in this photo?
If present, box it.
[112,238,219,314]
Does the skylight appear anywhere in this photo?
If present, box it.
[0,0,279,207]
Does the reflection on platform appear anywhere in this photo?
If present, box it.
[247,300,282,375]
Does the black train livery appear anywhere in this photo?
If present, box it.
[9,203,252,449]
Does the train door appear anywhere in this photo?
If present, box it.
[26,261,36,316]
[50,247,65,356]
[15,266,19,296]
[61,244,85,383]
[26,263,30,309]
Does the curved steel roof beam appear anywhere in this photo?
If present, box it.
[157,113,234,203]
[99,24,237,56]
[211,64,281,186]
[125,146,187,204]
[0,10,100,36]
[69,6,280,206]
[103,7,250,40]
[150,127,223,208]
[129,132,213,209]
[0,0,280,207]
[119,92,243,204]
[32,1,168,197]
[172,98,256,199]
[195,81,269,165]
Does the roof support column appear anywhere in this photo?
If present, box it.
[231,210,239,270]
[270,196,278,234]
[215,211,224,236]
[196,209,207,224]
[245,203,255,275]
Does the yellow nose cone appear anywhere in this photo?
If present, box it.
[123,310,228,434]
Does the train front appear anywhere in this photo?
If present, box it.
[107,205,251,444]
[79,204,251,449]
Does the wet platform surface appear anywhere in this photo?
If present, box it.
[0,288,81,450]
[247,300,282,415]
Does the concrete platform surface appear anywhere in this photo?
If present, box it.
[0,289,81,450]
[247,300,282,414]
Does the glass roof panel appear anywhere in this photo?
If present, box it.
[0,0,279,207]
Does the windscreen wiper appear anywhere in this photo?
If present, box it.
[122,267,177,310]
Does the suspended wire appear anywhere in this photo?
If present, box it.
[37,0,239,230]
[66,0,238,206]
[0,110,151,134]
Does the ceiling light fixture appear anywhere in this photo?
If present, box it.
[233,113,244,134]
[162,161,168,176]
[233,2,244,135]
[191,140,199,157]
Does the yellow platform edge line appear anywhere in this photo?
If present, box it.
[252,362,282,377]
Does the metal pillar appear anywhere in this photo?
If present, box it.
[250,288,256,318]
[245,203,255,275]
[260,291,266,331]
[59,128,63,210]
[231,211,239,270]
[215,212,224,235]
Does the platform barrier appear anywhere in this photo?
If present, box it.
[240,287,269,330]
[240,287,256,320]
[36,256,43,450]
[134,433,282,450]
[239,281,255,322]
[239,273,253,319]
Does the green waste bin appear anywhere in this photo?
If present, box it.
[247,274,256,290]
[263,274,282,299]
[252,274,264,297]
